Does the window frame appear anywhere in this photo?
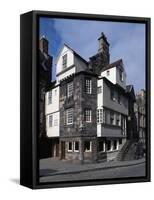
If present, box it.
[66,108,74,125]
[48,91,52,104]
[49,114,53,127]
[74,141,79,152]
[67,81,73,97]
[85,108,92,123]
[97,109,103,123]
[68,142,73,152]
[84,141,92,152]
[85,78,92,94]
[62,54,67,69]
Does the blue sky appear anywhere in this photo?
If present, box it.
[39,17,145,93]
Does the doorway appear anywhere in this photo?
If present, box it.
[61,141,65,159]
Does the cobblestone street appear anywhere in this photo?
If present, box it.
[39,158,145,183]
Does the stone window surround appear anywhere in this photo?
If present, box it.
[84,108,92,123]
[106,140,119,152]
[66,108,74,125]
[67,81,73,97]
[68,141,73,152]
[84,141,92,152]
[85,78,92,94]
[74,141,79,152]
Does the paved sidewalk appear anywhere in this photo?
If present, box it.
[40,157,145,177]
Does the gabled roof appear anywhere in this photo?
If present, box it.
[126,84,136,101]
[56,43,88,65]
[102,59,124,72]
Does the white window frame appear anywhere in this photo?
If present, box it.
[67,81,73,97]
[62,54,67,69]
[74,141,79,152]
[66,108,73,125]
[49,115,53,127]
[48,91,52,104]
[68,142,73,152]
[97,109,103,123]
[85,109,92,123]
[84,141,92,152]
[85,78,92,94]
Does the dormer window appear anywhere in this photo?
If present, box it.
[62,54,67,69]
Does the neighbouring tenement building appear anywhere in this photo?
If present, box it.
[135,89,146,146]
[45,32,132,163]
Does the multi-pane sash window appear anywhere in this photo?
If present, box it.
[67,82,73,97]
[48,91,52,104]
[66,108,73,125]
[97,109,103,123]
[85,78,92,94]
[62,54,67,69]
[49,115,53,127]
[85,109,92,123]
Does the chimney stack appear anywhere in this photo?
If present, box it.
[39,36,48,54]
[98,32,110,64]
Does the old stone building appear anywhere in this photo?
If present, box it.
[39,36,53,158]
[126,85,138,140]
[135,89,146,145]
[45,33,131,163]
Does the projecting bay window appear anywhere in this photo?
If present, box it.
[66,108,73,125]
[85,78,92,94]
[49,115,53,127]
[85,109,92,123]
[48,91,52,104]
[62,54,67,69]
[97,109,103,123]
[67,81,73,97]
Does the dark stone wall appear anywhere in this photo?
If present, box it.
[59,72,97,138]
